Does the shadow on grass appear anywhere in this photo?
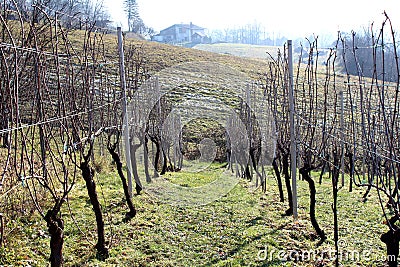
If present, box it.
[198,220,289,267]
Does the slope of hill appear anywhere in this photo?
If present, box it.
[0,29,388,267]
[193,43,280,61]
[135,40,269,81]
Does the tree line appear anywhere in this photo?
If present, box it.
[3,0,153,35]
[210,22,288,46]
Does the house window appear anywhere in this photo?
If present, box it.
[179,27,186,33]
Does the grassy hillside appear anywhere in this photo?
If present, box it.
[0,31,389,267]
[193,43,280,61]
[147,44,270,84]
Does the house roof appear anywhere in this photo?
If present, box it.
[192,31,206,37]
[161,23,205,32]
[181,23,204,30]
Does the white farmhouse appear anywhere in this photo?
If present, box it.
[152,22,210,44]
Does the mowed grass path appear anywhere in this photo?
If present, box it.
[1,162,388,266]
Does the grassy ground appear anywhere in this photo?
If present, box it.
[0,29,389,267]
[0,161,388,266]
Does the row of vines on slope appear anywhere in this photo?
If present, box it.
[2,1,400,266]
[0,2,149,266]
[260,12,400,267]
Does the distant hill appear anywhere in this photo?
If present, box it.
[193,43,280,61]
[125,32,146,40]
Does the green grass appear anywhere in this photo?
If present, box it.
[166,162,225,187]
[0,162,388,266]
[0,29,390,267]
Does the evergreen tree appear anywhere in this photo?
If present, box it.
[123,0,140,32]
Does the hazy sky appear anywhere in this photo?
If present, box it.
[105,0,400,38]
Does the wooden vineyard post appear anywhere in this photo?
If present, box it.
[288,40,298,220]
[117,27,133,197]
[339,89,345,187]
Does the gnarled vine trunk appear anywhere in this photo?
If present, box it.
[45,205,64,267]
[160,147,168,175]
[143,135,151,182]
[108,144,136,219]
[281,152,293,216]
[80,159,109,260]
[129,141,143,195]
[381,227,400,267]
[272,155,284,202]
[299,165,326,241]
[149,136,161,177]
